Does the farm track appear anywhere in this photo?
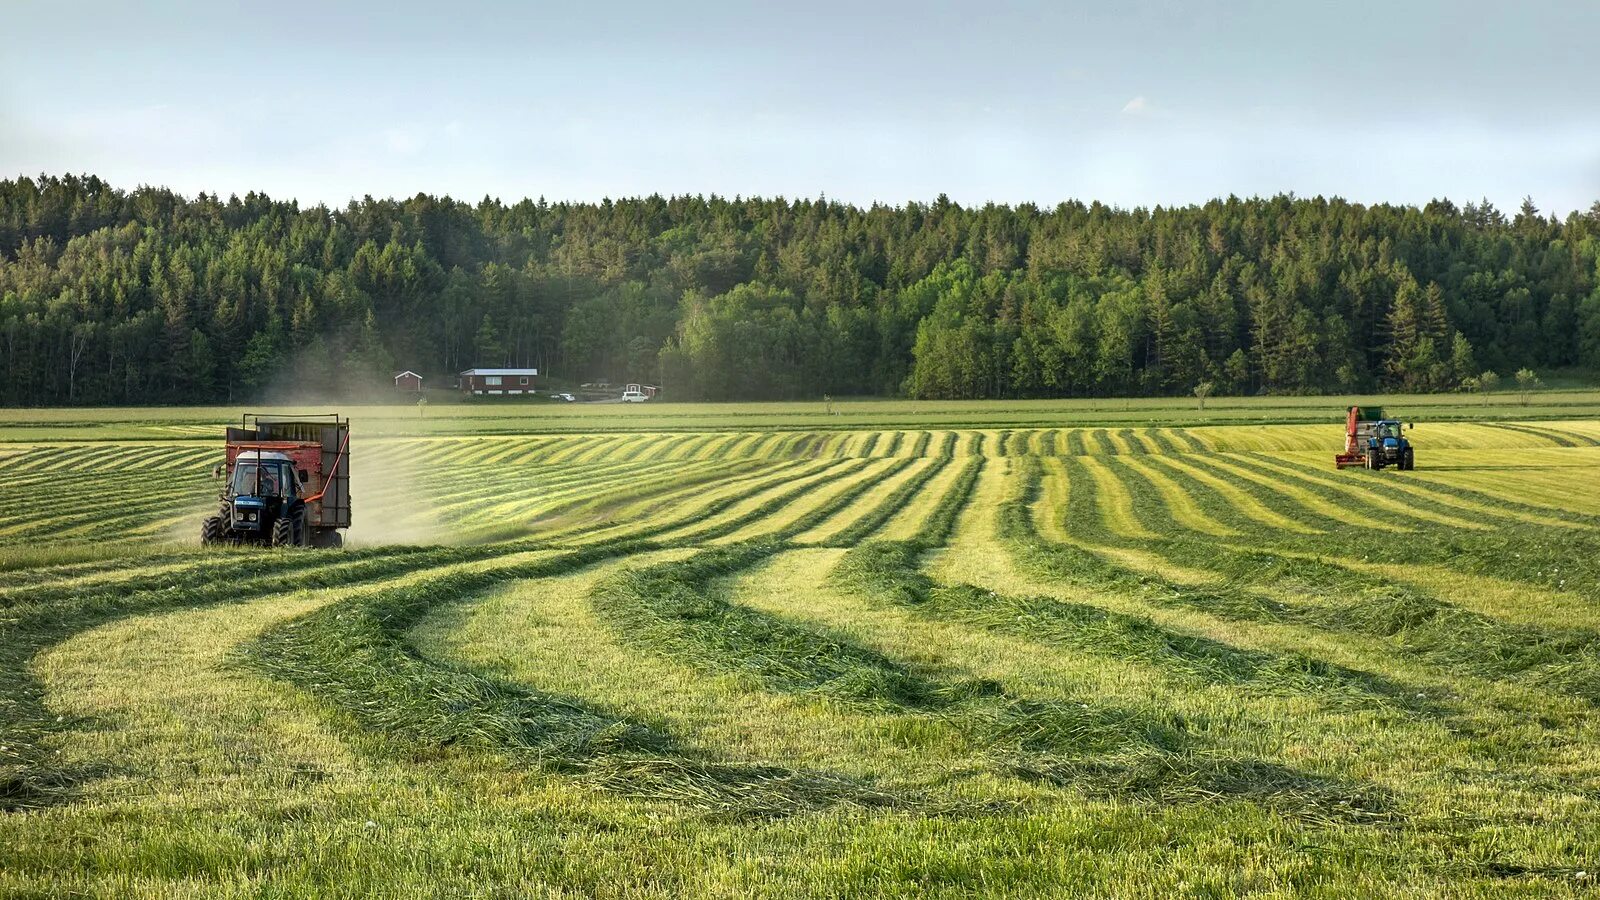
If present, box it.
[7,419,1600,895]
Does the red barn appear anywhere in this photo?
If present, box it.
[393,370,423,392]
[460,368,539,395]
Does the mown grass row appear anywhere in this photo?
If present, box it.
[1484,422,1600,447]
[583,458,986,711]
[16,423,1593,822]
[590,540,977,708]
[246,542,902,818]
[590,455,1386,819]
[1259,452,1600,530]
[1129,451,1600,606]
[5,449,853,809]
[403,455,688,510]
[517,459,776,536]
[1025,454,1600,710]
[820,461,1398,817]
[1140,452,1600,600]
[819,456,955,547]
[0,541,530,809]
[648,458,869,542]
[0,473,213,545]
[238,458,941,815]
[0,443,216,474]
[433,457,763,532]
[534,457,860,548]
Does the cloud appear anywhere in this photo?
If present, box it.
[1121,95,1148,115]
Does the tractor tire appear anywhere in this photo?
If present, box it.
[1403,449,1415,471]
[201,515,223,546]
[271,517,295,548]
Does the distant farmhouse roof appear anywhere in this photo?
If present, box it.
[459,368,539,376]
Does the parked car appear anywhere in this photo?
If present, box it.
[553,392,576,402]
[621,390,648,402]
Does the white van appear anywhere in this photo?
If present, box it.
[621,390,648,402]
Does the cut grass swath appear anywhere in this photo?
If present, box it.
[1021,453,1600,710]
[247,542,903,818]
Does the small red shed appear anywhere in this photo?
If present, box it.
[394,370,423,392]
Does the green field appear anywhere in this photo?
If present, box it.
[4,396,1600,897]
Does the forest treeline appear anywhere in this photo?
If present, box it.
[2,173,1598,405]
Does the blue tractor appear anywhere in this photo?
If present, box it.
[204,449,311,547]
[1362,419,1415,470]
[1336,406,1415,471]
[201,414,351,548]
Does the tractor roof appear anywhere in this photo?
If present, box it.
[235,450,294,463]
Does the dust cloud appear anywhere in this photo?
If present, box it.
[343,436,453,547]
[217,356,462,547]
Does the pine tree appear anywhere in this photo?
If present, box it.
[474,314,504,366]
[1449,332,1477,385]
[238,323,285,396]
[1420,282,1449,346]
[1145,267,1176,388]
[1223,348,1250,395]
[1385,274,1422,387]
[180,328,215,401]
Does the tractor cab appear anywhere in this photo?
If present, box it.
[221,450,306,540]
[1364,419,1414,470]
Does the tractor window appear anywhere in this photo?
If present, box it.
[230,462,293,497]
[230,463,257,496]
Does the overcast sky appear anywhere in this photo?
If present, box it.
[3,0,1597,213]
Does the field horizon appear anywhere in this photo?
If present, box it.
[6,385,1600,440]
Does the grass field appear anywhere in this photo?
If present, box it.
[4,396,1600,896]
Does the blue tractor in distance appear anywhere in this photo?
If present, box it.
[1363,419,1415,470]
[1335,406,1415,470]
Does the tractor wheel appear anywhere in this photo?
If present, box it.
[271,517,295,548]
[1403,448,1415,471]
[201,515,223,546]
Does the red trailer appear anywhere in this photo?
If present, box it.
[203,413,351,547]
